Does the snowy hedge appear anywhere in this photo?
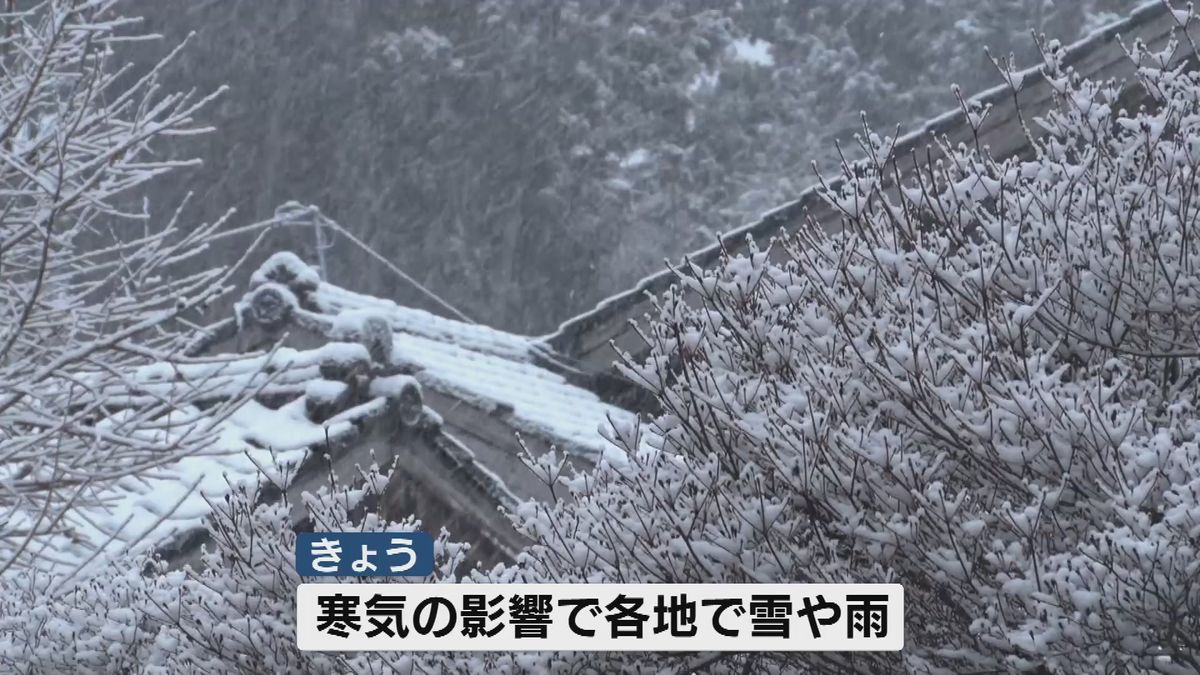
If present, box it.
[490,29,1200,673]
[515,33,1200,673]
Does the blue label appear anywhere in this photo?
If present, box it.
[296,532,435,577]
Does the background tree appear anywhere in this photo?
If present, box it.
[0,0,256,576]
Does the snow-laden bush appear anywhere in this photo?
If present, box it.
[8,13,1200,675]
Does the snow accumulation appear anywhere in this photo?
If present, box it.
[387,327,635,455]
[248,250,321,290]
[727,38,774,67]
[314,282,538,364]
[309,271,638,455]
[314,341,370,365]
[109,345,368,406]
[547,0,1168,347]
[619,147,651,169]
[688,69,720,95]
[304,378,349,403]
[686,38,774,97]
[368,373,420,398]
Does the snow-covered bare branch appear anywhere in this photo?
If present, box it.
[6,4,1200,675]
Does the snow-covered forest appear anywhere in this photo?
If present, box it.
[4,0,1200,673]
[116,0,1135,333]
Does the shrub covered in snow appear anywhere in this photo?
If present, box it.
[7,10,1200,675]
[249,251,323,293]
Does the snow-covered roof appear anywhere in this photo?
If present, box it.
[81,393,359,557]
[230,252,639,458]
[546,0,1177,369]
[51,251,635,572]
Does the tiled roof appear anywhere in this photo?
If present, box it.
[546,0,1183,370]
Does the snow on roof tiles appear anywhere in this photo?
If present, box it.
[51,355,367,569]
[386,328,633,455]
[48,314,532,578]
[313,280,541,364]
[45,249,640,577]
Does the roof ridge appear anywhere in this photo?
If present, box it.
[544,0,1172,359]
